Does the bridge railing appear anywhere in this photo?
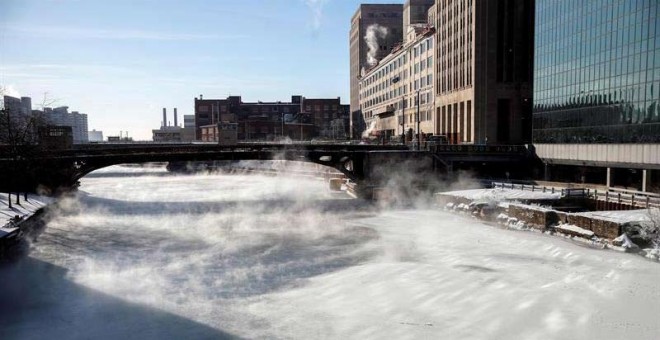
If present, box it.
[492,181,586,198]
[492,181,660,209]
[590,188,660,209]
[430,144,529,154]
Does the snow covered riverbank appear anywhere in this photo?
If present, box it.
[0,194,51,228]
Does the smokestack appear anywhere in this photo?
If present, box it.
[174,108,178,127]
[162,108,167,127]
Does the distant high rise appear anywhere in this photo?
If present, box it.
[2,95,22,115]
[88,129,104,142]
[20,97,32,115]
[403,0,435,42]
[349,4,404,138]
[45,106,89,143]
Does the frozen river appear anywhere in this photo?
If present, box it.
[1,165,659,339]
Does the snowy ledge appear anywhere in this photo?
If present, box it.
[1,193,52,229]
[436,188,562,202]
[555,223,595,238]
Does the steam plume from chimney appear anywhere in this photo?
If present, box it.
[365,24,388,67]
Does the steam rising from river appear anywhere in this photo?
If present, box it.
[2,165,659,339]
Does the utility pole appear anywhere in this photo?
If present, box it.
[401,95,405,144]
[416,90,421,150]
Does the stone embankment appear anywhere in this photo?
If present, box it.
[436,188,660,261]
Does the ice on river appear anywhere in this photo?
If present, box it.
[1,165,658,340]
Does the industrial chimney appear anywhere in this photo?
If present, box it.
[162,108,167,127]
[174,108,178,127]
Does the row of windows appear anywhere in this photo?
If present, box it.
[534,102,660,128]
[404,109,433,124]
[363,37,433,87]
[199,104,341,114]
[536,66,660,99]
[536,79,660,106]
[536,29,660,72]
[533,123,660,143]
[365,12,400,19]
[536,0,656,33]
[537,5,659,47]
[537,19,658,58]
[361,75,434,110]
[537,47,660,82]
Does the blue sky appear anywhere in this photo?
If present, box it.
[0,0,396,140]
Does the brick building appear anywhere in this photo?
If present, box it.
[194,95,349,141]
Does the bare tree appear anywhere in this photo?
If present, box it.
[0,88,56,205]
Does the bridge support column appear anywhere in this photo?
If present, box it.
[543,163,551,181]
[642,169,651,192]
[606,167,612,188]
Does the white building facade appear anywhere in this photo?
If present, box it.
[359,25,436,142]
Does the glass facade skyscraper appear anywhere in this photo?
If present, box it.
[533,0,660,143]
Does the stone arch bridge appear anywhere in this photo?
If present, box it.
[0,143,533,194]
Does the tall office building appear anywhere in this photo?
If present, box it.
[349,4,404,138]
[45,106,89,143]
[2,95,22,115]
[434,0,534,144]
[403,0,435,38]
[533,0,659,191]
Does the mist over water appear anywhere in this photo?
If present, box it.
[1,165,659,339]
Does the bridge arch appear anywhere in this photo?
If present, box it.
[0,143,408,193]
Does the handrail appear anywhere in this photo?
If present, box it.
[492,181,660,209]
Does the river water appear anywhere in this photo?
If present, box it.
[1,165,658,339]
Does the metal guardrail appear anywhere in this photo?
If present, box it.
[590,189,660,209]
[492,181,660,209]
[492,182,587,198]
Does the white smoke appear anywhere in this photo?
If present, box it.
[304,0,328,32]
[365,24,388,67]
[0,84,22,98]
[361,119,377,139]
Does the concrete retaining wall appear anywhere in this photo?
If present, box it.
[508,205,560,231]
